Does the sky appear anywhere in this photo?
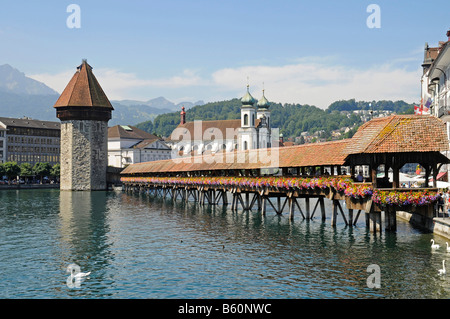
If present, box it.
[1,0,449,108]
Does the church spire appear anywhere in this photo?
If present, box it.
[240,84,256,106]
[257,87,270,109]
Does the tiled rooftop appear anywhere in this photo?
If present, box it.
[54,60,113,109]
[121,115,450,175]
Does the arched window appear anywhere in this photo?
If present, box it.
[244,114,248,126]
[252,114,255,126]
[244,141,248,150]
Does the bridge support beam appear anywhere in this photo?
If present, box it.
[331,200,348,227]
[368,211,382,233]
[385,207,397,232]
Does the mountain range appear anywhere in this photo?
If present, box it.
[0,63,415,137]
[0,64,204,126]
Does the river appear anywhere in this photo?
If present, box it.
[1,188,450,299]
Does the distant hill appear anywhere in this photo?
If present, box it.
[327,98,414,114]
[109,97,204,126]
[0,64,60,120]
[0,64,59,95]
[0,63,415,135]
[136,98,416,140]
[0,63,204,124]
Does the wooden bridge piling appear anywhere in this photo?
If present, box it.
[120,181,419,235]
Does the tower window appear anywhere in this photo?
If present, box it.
[244,141,248,150]
[244,114,248,126]
[252,114,255,126]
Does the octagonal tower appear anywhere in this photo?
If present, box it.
[54,60,113,191]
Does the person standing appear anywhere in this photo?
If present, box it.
[446,190,450,217]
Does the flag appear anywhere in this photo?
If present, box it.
[414,105,422,115]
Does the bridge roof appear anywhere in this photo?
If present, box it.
[121,114,450,175]
[121,139,350,175]
[345,114,449,154]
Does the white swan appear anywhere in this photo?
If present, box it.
[66,263,91,288]
[431,239,440,249]
[439,260,446,275]
[446,242,450,252]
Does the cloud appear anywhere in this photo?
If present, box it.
[29,59,422,107]
[29,68,204,100]
[211,61,421,108]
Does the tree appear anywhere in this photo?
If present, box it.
[33,162,52,183]
[50,163,60,180]
[3,161,20,182]
[20,163,33,182]
[0,163,5,179]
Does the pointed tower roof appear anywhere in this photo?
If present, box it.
[257,89,270,109]
[240,85,256,106]
[54,60,113,109]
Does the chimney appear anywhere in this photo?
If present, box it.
[279,133,284,145]
[180,106,186,125]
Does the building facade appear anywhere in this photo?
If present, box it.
[167,85,274,156]
[0,126,5,163]
[421,30,450,123]
[0,116,60,165]
[238,86,272,151]
[108,125,171,168]
[54,60,113,191]
[421,30,450,181]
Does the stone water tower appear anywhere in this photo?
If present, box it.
[54,60,113,191]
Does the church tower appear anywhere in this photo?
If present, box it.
[54,60,114,191]
[256,89,271,148]
[238,85,257,150]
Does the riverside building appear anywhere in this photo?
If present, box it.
[167,85,274,157]
[108,125,171,168]
[421,29,450,181]
[0,116,60,165]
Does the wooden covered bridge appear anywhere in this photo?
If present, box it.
[120,115,449,233]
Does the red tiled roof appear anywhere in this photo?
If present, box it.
[168,119,241,141]
[345,114,449,154]
[108,125,158,140]
[121,140,349,175]
[121,115,450,176]
[54,60,113,109]
[278,140,350,167]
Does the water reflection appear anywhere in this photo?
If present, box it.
[2,189,450,298]
[58,191,114,297]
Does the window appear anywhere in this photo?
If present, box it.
[252,114,255,126]
[244,114,248,126]
[244,141,248,150]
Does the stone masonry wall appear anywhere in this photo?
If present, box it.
[60,120,108,191]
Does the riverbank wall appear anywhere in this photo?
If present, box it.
[0,184,59,190]
[397,210,450,239]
